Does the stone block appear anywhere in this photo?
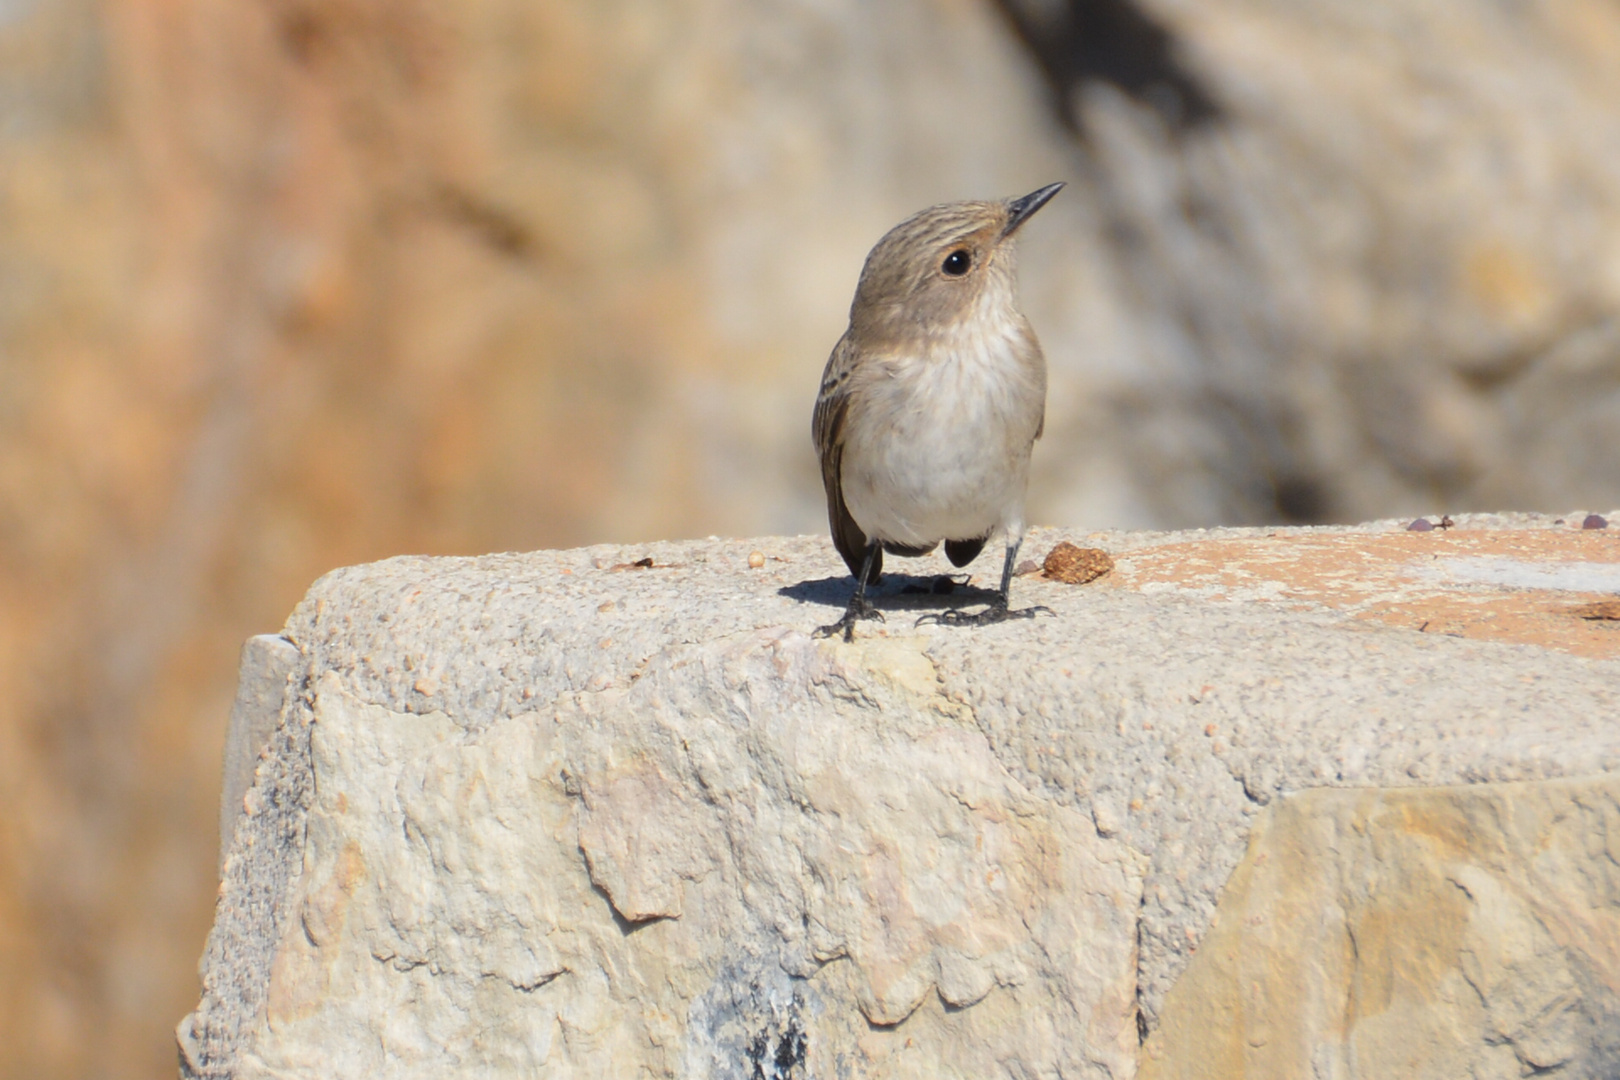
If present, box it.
[181,516,1620,1076]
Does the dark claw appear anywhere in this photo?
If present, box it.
[814,597,885,641]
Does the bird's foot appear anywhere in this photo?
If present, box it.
[917,599,1053,628]
[814,596,885,642]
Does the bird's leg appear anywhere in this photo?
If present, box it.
[917,536,1053,628]
[814,540,885,642]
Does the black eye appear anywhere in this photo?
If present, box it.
[941,249,971,276]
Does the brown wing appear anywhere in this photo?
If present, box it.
[1017,313,1047,442]
[813,336,881,584]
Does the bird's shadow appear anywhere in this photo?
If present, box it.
[779,573,1002,615]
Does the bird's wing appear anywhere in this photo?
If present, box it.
[811,332,855,457]
[1020,317,1047,442]
[813,335,880,583]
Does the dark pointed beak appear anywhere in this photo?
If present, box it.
[1002,182,1065,238]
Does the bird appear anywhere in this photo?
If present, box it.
[812,182,1063,641]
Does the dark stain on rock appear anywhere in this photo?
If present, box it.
[747,1004,808,1080]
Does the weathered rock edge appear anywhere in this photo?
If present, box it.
[180,523,1620,1078]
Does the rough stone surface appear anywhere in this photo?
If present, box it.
[1140,777,1620,1079]
[219,635,301,871]
[186,516,1620,1077]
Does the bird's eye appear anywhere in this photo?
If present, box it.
[941,249,972,276]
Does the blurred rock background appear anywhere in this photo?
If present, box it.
[0,0,1616,1076]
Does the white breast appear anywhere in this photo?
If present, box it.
[840,315,1044,550]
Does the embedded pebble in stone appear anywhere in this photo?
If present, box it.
[1042,542,1114,584]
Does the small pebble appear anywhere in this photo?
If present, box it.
[1582,514,1608,530]
[747,550,766,568]
[1407,518,1434,532]
[1043,542,1115,584]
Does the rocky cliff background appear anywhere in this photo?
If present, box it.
[1,1,1617,1077]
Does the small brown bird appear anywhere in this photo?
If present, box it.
[812,183,1063,640]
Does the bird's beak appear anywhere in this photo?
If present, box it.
[1002,182,1065,238]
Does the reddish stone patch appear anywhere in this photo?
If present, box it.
[1107,528,1620,659]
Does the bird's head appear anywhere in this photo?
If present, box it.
[848,182,1063,349]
